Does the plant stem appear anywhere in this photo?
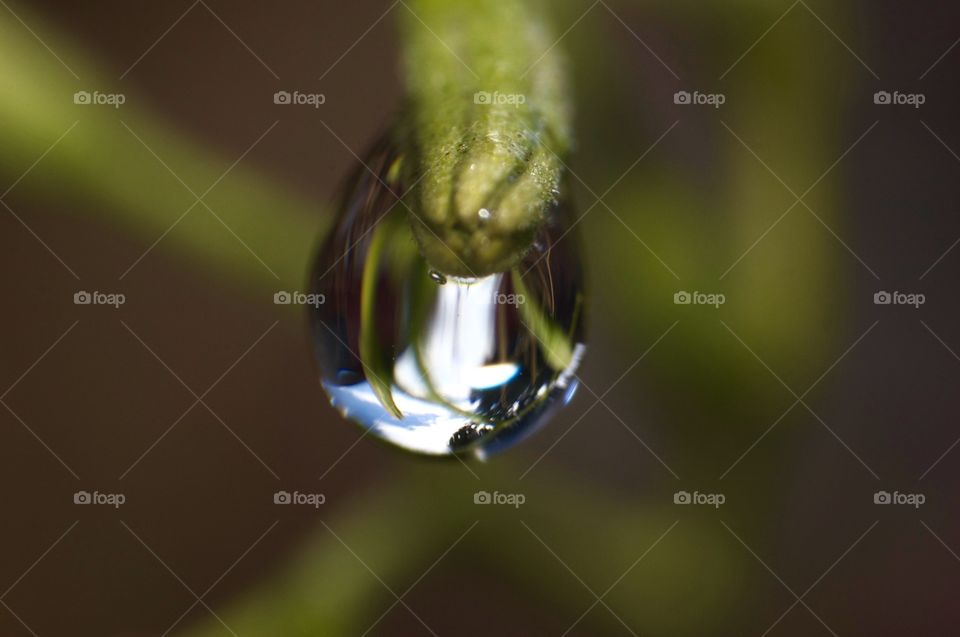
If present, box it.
[399,0,572,277]
[0,8,320,294]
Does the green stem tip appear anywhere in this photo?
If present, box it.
[399,0,573,278]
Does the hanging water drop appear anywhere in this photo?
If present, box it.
[308,136,586,457]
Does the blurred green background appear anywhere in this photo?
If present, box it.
[1,0,959,635]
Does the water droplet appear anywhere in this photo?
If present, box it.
[308,136,586,457]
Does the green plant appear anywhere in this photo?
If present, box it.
[398,0,572,278]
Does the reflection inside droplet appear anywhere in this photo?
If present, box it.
[308,136,586,457]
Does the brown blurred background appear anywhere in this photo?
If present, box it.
[1,0,959,635]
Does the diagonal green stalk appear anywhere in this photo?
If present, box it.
[511,268,576,370]
[359,217,404,419]
[0,7,319,293]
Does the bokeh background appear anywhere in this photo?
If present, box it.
[1,0,959,635]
